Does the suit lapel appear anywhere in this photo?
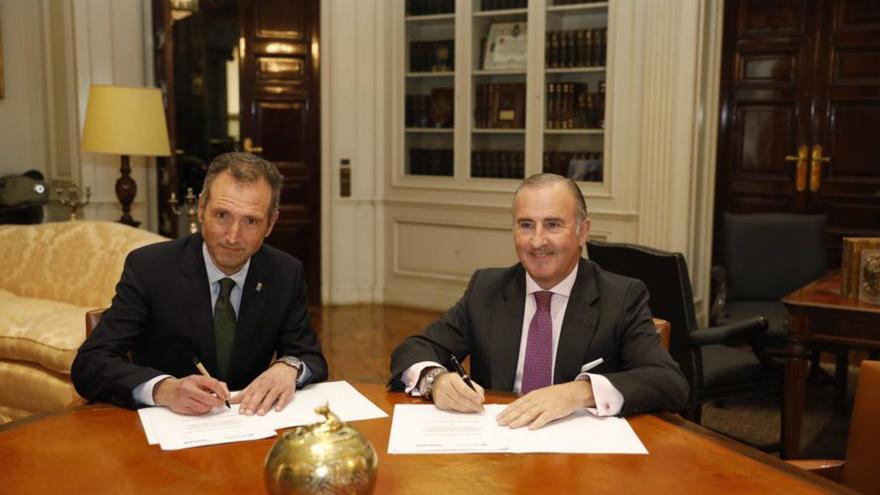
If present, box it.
[229,247,269,380]
[554,258,599,384]
[490,266,526,391]
[179,234,217,371]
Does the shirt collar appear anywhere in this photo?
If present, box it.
[202,242,250,288]
[525,263,578,297]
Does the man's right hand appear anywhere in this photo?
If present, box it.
[153,375,230,415]
[432,372,485,413]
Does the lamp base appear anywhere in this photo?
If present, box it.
[116,155,140,227]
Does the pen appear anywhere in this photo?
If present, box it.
[449,354,476,392]
[192,357,231,409]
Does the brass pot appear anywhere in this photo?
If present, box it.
[264,404,378,494]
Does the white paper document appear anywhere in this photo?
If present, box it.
[137,380,388,451]
[387,404,647,455]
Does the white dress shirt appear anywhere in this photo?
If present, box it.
[402,264,625,416]
[131,242,310,405]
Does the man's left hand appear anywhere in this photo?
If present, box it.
[230,362,299,415]
[496,381,595,430]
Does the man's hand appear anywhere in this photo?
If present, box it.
[496,380,595,430]
[432,372,485,413]
[153,375,230,415]
[230,362,299,416]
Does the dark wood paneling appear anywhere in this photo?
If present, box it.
[738,0,801,36]
[829,104,880,175]
[835,49,880,80]
[736,105,797,171]
[241,0,321,303]
[740,54,796,82]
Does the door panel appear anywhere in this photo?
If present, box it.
[240,0,321,303]
[716,0,880,267]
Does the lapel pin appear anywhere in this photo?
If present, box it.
[256,282,263,292]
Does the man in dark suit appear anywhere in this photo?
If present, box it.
[390,174,688,429]
[72,152,327,416]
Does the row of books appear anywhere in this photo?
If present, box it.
[409,40,455,73]
[409,149,454,176]
[405,0,454,16]
[543,151,604,182]
[546,81,605,129]
[481,0,528,11]
[406,89,454,128]
[472,151,525,178]
[474,83,526,129]
[546,29,607,68]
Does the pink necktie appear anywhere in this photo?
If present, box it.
[521,291,553,394]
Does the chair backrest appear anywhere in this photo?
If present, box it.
[723,213,826,301]
[843,360,880,493]
[586,240,699,397]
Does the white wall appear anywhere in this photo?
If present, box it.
[0,0,158,230]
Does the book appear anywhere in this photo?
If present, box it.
[841,237,880,298]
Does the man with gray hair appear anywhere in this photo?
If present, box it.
[73,152,327,416]
[390,173,687,429]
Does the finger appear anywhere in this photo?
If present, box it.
[181,380,224,408]
[449,377,483,408]
[256,386,283,416]
[438,386,482,413]
[473,381,486,401]
[228,391,243,404]
[529,410,565,430]
[241,384,269,416]
[275,385,296,412]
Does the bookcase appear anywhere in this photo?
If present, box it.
[401,0,609,185]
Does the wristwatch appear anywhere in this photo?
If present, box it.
[417,367,448,400]
[275,355,304,375]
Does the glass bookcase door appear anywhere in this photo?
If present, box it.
[405,1,456,177]
[470,2,528,180]
[542,1,607,183]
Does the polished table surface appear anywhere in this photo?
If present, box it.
[0,383,849,494]
[782,271,880,459]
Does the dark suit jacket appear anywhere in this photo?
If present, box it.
[71,233,328,409]
[389,258,688,415]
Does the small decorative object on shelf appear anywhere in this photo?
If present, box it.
[264,404,377,495]
[406,0,454,16]
[57,182,92,221]
[168,187,199,234]
[409,40,454,72]
[543,151,603,182]
[483,22,528,70]
[475,83,526,128]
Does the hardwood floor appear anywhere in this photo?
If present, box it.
[310,305,441,385]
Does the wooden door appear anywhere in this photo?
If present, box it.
[715,0,880,266]
[239,0,321,303]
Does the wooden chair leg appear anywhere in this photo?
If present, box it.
[834,350,849,416]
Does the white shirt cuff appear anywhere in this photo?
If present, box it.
[297,363,311,386]
[401,361,445,396]
[133,374,172,406]
[576,372,624,416]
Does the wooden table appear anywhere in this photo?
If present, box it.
[0,383,849,494]
[782,271,880,459]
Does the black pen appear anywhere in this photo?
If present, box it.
[449,354,476,392]
[192,357,231,409]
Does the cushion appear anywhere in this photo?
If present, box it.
[0,221,164,308]
[701,344,774,390]
[0,359,78,414]
[0,290,89,373]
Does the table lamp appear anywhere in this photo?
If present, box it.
[81,85,171,227]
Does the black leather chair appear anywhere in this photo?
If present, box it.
[587,240,782,432]
[718,213,827,349]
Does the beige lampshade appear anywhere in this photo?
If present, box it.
[81,85,172,157]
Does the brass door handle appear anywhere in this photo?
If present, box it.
[243,137,264,154]
[785,144,808,192]
[810,144,831,192]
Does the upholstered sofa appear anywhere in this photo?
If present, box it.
[0,221,164,424]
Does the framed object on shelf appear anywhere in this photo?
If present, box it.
[859,249,880,305]
[489,83,526,128]
[429,88,454,128]
[482,22,528,70]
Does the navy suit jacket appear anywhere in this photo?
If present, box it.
[389,258,688,416]
[72,233,327,409]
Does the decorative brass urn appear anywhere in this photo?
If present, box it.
[264,404,378,494]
